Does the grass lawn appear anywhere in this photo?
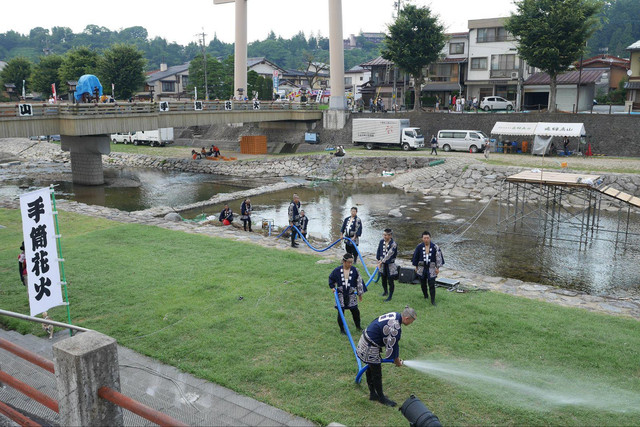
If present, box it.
[1,208,639,426]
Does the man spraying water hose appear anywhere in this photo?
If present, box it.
[356,306,417,407]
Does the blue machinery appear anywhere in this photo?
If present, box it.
[278,224,394,383]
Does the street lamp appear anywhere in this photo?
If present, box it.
[67,81,77,104]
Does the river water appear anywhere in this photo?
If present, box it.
[2,165,638,296]
[182,181,640,297]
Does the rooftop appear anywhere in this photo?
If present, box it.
[524,70,605,85]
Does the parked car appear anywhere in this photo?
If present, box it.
[50,135,61,141]
[437,130,489,153]
[480,96,514,112]
[29,135,48,141]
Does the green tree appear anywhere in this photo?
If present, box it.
[188,54,233,100]
[98,44,146,99]
[59,47,99,83]
[506,0,603,113]
[382,4,446,110]
[31,54,64,97]
[0,57,32,95]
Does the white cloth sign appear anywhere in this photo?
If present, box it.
[20,188,64,316]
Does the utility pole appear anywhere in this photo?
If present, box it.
[198,30,209,101]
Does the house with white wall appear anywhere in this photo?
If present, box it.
[466,17,533,104]
[146,62,190,100]
[624,40,640,111]
[344,65,371,99]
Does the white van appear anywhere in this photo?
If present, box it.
[437,130,489,153]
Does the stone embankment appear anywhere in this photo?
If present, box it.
[391,159,640,209]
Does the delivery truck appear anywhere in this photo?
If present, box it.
[110,128,174,147]
[352,118,424,151]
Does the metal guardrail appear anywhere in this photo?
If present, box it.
[0,310,187,426]
[0,100,321,119]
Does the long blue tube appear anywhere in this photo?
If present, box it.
[334,290,362,371]
[355,359,394,384]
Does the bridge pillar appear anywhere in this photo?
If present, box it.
[234,0,248,99]
[61,135,110,185]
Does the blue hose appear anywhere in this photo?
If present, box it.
[334,290,362,372]
[355,359,394,384]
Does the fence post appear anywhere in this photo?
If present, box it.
[53,331,123,426]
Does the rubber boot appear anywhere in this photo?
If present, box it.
[384,283,394,302]
[365,369,378,401]
[373,374,396,407]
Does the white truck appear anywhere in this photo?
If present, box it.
[352,118,424,151]
[110,128,174,147]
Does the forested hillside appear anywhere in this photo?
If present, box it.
[0,26,380,72]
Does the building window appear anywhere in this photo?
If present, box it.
[181,75,189,88]
[345,76,352,85]
[477,27,512,43]
[427,63,456,82]
[449,42,464,55]
[162,81,175,92]
[490,54,517,78]
[471,57,488,70]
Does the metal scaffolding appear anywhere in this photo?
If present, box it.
[497,171,640,248]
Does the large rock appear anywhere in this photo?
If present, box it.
[164,212,182,222]
[388,208,403,218]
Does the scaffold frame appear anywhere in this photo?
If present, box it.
[497,171,640,248]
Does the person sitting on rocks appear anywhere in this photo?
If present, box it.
[212,145,221,157]
[219,204,233,225]
[191,150,202,160]
[335,146,345,157]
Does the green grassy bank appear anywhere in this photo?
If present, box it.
[1,208,639,425]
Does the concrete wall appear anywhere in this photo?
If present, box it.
[177,111,640,156]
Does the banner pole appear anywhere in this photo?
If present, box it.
[50,186,72,336]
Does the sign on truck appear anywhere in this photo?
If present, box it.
[352,118,424,151]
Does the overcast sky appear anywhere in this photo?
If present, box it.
[2,0,516,45]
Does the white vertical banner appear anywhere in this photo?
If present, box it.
[19,188,64,316]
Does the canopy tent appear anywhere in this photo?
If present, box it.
[491,121,586,137]
[74,74,103,101]
[490,122,538,136]
[491,122,587,155]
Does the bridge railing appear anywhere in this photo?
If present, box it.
[0,100,321,119]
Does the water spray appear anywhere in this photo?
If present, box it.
[402,359,640,413]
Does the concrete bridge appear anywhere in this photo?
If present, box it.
[0,101,322,185]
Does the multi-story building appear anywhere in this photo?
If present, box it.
[466,17,533,104]
[145,62,190,100]
[422,32,469,107]
[359,56,410,109]
[624,40,640,111]
[344,65,371,99]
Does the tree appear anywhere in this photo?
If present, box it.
[299,51,330,89]
[0,57,32,95]
[98,44,146,99]
[31,55,64,97]
[188,54,233,100]
[506,0,604,113]
[381,4,446,110]
[59,47,99,83]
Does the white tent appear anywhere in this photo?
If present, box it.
[491,122,538,136]
[490,122,586,155]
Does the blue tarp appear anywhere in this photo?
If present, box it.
[74,74,103,101]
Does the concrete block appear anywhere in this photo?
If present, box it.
[53,331,123,427]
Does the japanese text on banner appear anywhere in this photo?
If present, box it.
[19,188,64,316]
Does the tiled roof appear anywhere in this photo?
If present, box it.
[360,56,393,67]
[577,55,630,68]
[524,70,604,85]
[147,63,190,83]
